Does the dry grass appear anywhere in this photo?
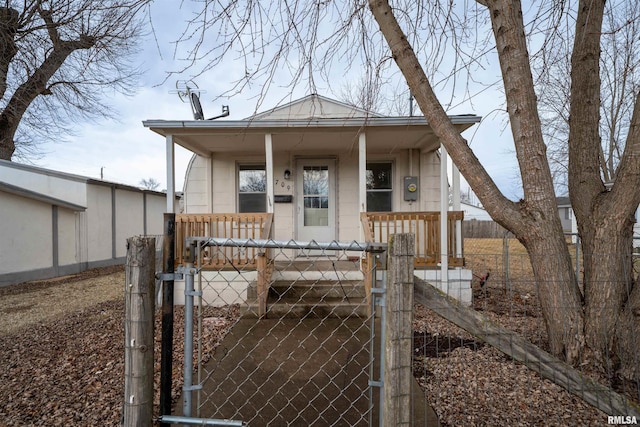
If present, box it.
[0,265,124,335]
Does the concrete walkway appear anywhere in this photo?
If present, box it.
[181,318,439,426]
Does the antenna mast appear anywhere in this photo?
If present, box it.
[173,80,230,120]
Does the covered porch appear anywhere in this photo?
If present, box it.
[144,94,480,308]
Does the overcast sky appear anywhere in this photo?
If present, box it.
[30,2,521,200]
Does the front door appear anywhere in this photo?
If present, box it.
[296,159,336,245]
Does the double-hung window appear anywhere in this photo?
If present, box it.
[366,162,393,212]
[238,165,266,212]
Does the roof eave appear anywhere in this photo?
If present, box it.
[0,181,87,211]
[142,115,482,134]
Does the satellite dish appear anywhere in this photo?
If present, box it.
[173,80,230,120]
[190,92,205,120]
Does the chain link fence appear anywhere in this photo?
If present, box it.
[161,237,392,426]
[154,233,640,426]
[411,235,640,426]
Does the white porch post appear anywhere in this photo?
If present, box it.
[440,144,449,291]
[265,133,274,214]
[165,134,175,214]
[358,133,367,239]
[452,161,462,259]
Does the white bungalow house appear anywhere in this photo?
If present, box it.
[143,94,481,311]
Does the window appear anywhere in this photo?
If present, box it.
[366,162,392,212]
[238,165,266,212]
[303,166,329,226]
[565,207,572,220]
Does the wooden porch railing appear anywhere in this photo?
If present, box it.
[360,211,464,267]
[175,213,274,269]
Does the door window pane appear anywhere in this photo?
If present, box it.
[238,165,266,212]
[366,162,393,212]
[303,166,329,226]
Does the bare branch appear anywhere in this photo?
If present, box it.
[0,0,149,160]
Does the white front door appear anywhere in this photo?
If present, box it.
[296,159,336,244]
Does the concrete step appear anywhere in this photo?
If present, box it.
[241,298,369,319]
[269,280,366,300]
[272,269,364,282]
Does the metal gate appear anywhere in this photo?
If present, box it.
[162,237,386,426]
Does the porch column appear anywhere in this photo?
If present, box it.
[165,134,175,214]
[265,133,274,214]
[440,144,449,291]
[358,133,367,239]
[452,161,462,259]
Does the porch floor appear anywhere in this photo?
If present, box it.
[273,259,361,272]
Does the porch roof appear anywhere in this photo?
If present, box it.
[142,115,481,157]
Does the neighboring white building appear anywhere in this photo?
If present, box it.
[0,160,175,286]
[460,201,492,221]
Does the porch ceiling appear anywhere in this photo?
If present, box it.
[143,116,481,157]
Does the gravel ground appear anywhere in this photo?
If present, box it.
[0,265,635,426]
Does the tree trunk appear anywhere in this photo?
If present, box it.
[580,204,639,382]
[524,231,584,362]
[368,0,585,363]
[568,0,640,383]
[615,283,640,382]
[0,114,17,160]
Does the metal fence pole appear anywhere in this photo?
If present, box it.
[378,255,387,426]
[367,249,387,427]
[123,236,156,426]
[183,242,197,419]
[383,233,414,426]
[504,232,510,292]
[160,213,176,424]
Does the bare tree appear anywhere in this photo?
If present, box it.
[537,2,640,195]
[139,177,160,191]
[174,0,640,388]
[0,1,149,161]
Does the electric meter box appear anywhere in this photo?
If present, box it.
[403,176,419,201]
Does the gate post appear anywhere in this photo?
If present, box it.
[160,213,175,424]
[123,236,156,426]
[182,240,197,418]
[384,233,414,426]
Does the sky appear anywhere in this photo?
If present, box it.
[29,2,521,201]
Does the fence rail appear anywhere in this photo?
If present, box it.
[462,219,508,238]
[361,211,464,267]
[175,213,273,268]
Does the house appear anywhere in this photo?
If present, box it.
[556,196,574,234]
[0,160,174,286]
[143,94,481,308]
[556,196,640,247]
[460,201,492,221]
